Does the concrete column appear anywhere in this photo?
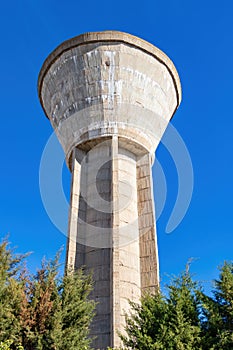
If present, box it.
[111,135,120,347]
[117,146,141,336]
[74,140,112,349]
[111,140,141,347]
[137,154,159,293]
[68,137,142,349]
[66,148,82,270]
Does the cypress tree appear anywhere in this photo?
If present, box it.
[0,239,95,350]
[201,262,233,350]
[60,269,95,350]
[120,269,202,349]
[0,239,26,347]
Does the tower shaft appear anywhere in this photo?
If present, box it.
[67,137,158,348]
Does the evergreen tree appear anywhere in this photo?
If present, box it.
[60,269,95,350]
[19,259,95,350]
[165,271,202,349]
[2,236,233,350]
[19,254,62,350]
[0,239,27,347]
[0,239,95,350]
[201,262,233,350]
[120,269,202,350]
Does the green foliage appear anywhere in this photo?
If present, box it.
[1,236,233,350]
[121,270,202,349]
[0,238,95,350]
[200,262,233,350]
[120,262,233,349]
[59,269,95,350]
[0,239,27,345]
[19,254,63,350]
[0,341,23,350]
[0,341,12,350]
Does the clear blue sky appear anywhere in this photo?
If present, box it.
[0,0,232,293]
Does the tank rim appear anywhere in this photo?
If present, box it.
[38,30,182,120]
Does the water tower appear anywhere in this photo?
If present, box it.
[38,31,181,349]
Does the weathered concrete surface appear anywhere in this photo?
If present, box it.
[38,31,181,168]
[38,31,181,349]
